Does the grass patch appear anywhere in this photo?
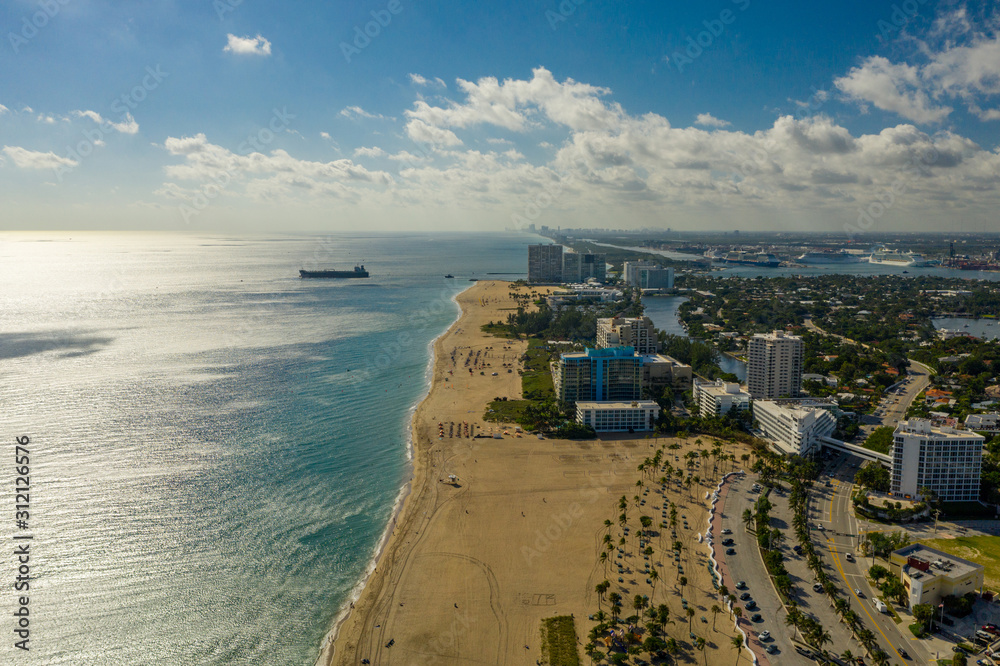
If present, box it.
[540,615,580,666]
[522,339,556,401]
[940,501,996,520]
[922,535,1000,590]
[480,322,518,338]
[909,622,927,638]
[485,399,531,425]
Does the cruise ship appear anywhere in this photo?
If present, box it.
[868,248,930,267]
[704,249,781,267]
[796,249,869,264]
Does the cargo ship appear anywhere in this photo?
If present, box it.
[796,249,869,264]
[299,265,369,278]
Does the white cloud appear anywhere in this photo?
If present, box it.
[353,146,385,158]
[158,133,393,204]
[37,114,56,124]
[409,73,446,88]
[695,113,731,128]
[835,27,1000,123]
[0,104,8,115]
[835,56,952,124]
[320,132,331,139]
[2,146,77,169]
[339,106,388,121]
[73,110,140,134]
[405,119,462,147]
[223,34,272,56]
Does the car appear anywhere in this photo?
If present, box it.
[726,548,736,555]
[794,545,803,553]
[722,528,732,535]
[759,630,771,641]
[751,613,762,622]
[855,588,865,598]
[897,647,909,659]
[813,583,824,593]
[723,538,735,546]
[983,623,998,631]
[745,601,757,610]
[765,644,778,654]
[740,592,752,600]
[817,524,825,531]
[845,553,855,562]
[736,581,747,589]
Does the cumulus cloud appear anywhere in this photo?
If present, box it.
[73,110,140,134]
[158,133,393,204]
[836,23,1000,123]
[405,119,462,146]
[2,146,77,169]
[695,113,731,128]
[353,146,385,158]
[223,34,272,56]
[0,104,8,115]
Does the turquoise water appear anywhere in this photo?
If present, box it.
[0,232,530,665]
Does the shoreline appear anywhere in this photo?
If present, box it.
[315,286,469,666]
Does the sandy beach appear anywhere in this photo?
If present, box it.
[324,281,751,665]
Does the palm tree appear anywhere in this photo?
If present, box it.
[841,649,854,662]
[733,606,742,623]
[742,508,754,532]
[595,580,610,609]
[686,607,695,630]
[608,592,622,622]
[679,576,687,595]
[718,584,729,601]
[599,551,608,575]
[695,636,707,664]
[731,635,744,664]
[711,604,722,631]
[649,567,659,595]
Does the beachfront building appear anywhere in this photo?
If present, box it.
[753,399,836,456]
[623,261,674,290]
[889,544,984,610]
[546,285,623,308]
[641,354,692,392]
[890,419,984,501]
[552,346,643,403]
[693,378,752,419]
[562,251,607,283]
[576,401,660,432]
[528,244,563,283]
[596,317,659,355]
[965,412,1000,433]
[747,330,804,399]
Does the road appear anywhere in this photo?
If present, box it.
[716,473,813,665]
[860,359,933,439]
[811,453,920,665]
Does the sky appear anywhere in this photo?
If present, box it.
[1,0,998,234]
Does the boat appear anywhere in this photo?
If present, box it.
[299,265,369,278]
[869,247,930,267]
[796,250,869,264]
[444,274,455,278]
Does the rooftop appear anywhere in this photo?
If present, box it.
[894,543,983,581]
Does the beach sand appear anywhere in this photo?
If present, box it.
[324,281,748,665]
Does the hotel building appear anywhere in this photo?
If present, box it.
[747,330,804,399]
[890,419,984,501]
[623,261,674,290]
[596,317,659,355]
[552,346,643,403]
[562,251,607,283]
[576,401,660,432]
[693,379,752,419]
[753,399,837,456]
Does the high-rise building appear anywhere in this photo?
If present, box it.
[693,379,752,418]
[596,317,659,355]
[563,251,606,283]
[552,347,643,403]
[753,399,837,456]
[623,261,674,289]
[891,419,984,501]
[747,330,804,399]
[528,244,563,283]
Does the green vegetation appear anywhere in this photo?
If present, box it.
[909,622,928,638]
[854,462,891,492]
[540,615,581,666]
[862,426,895,454]
[522,339,556,401]
[923,535,1000,590]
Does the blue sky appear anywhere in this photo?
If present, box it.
[1,0,998,232]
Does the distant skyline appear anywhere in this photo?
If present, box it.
[1,0,998,233]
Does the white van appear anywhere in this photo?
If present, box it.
[873,598,887,613]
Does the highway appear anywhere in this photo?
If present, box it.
[810,453,923,665]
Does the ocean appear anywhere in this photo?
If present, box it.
[0,232,532,665]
